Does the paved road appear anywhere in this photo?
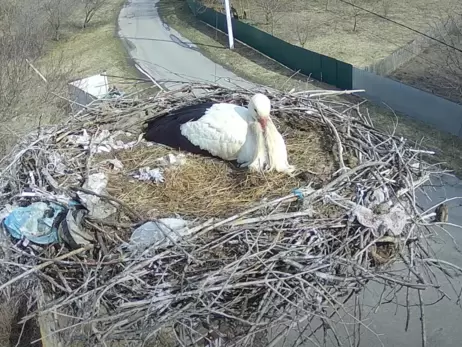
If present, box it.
[118,1,462,346]
[118,0,254,91]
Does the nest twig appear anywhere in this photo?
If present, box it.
[0,82,461,347]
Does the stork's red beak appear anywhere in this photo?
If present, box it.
[258,117,268,130]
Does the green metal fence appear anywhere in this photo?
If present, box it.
[186,0,353,90]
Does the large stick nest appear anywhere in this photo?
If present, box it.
[0,83,457,346]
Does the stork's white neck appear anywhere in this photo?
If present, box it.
[246,119,294,174]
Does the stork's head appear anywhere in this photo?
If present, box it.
[248,93,271,130]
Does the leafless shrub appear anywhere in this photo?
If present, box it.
[349,0,362,32]
[195,0,221,15]
[81,0,107,28]
[0,1,48,110]
[430,13,462,100]
[382,0,391,17]
[0,0,76,154]
[294,21,311,47]
[41,0,76,40]
[253,0,289,34]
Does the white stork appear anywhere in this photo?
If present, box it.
[144,93,295,174]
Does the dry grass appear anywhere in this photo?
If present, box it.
[101,123,335,218]
[232,0,462,68]
[391,37,462,105]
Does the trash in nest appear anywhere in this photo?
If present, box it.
[98,159,124,172]
[2,201,94,248]
[131,167,164,183]
[352,204,408,237]
[77,173,117,219]
[155,153,187,167]
[58,208,94,249]
[67,129,140,154]
[47,152,68,175]
[2,201,66,245]
[364,186,390,208]
[128,154,186,183]
[106,86,125,99]
[325,192,409,237]
[122,218,189,254]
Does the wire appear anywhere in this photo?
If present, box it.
[321,7,447,70]
[337,0,462,54]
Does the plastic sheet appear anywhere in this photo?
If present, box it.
[2,202,65,245]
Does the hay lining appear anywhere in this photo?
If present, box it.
[0,83,460,346]
[100,121,335,218]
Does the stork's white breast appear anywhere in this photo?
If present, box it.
[180,103,252,160]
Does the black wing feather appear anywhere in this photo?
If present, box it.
[144,102,216,156]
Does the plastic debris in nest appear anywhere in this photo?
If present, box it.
[47,152,68,175]
[325,192,409,237]
[131,167,164,183]
[77,172,117,219]
[67,129,142,154]
[121,217,189,255]
[98,159,124,172]
[59,208,94,249]
[155,153,187,167]
[1,201,94,248]
[2,201,65,245]
[130,153,187,183]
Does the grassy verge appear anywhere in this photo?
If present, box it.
[158,0,462,177]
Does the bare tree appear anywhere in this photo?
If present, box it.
[381,0,391,17]
[294,21,311,47]
[0,0,48,109]
[341,0,363,32]
[41,0,75,40]
[0,0,75,152]
[350,1,362,32]
[81,0,107,28]
[430,13,462,101]
[253,0,289,35]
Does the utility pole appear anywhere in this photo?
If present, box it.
[223,0,235,49]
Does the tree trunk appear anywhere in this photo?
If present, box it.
[54,27,60,41]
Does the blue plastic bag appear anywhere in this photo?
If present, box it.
[3,202,66,245]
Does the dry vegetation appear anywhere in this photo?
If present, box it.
[204,0,462,106]
[233,0,462,109]
[391,13,462,104]
[158,0,462,177]
[0,0,139,345]
[102,120,335,219]
[207,0,462,68]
